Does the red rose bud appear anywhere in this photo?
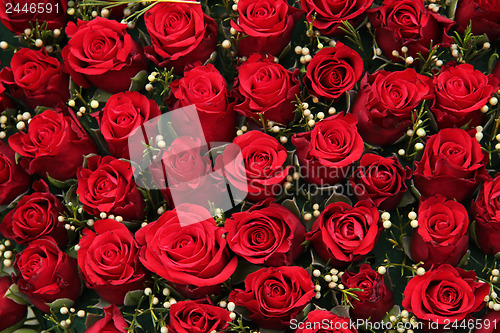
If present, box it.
[0,141,30,206]
[144,2,218,75]
[229,266,315,330]
[455,0,500,42]
[0,276,27,331]
[78,219,149,305]
[410,196,469,269]
[351,69,433,146]
[472,174,500,254]
[292,113,364,186]
[413,128,489,202]
[14,237,81,313]
[167,300,231,333]
[295,310,358,332]
[231,0,303,57]
[84,305,128,333]
[62,17,147,93]
[0,0,67,34]
[306,200,381,268]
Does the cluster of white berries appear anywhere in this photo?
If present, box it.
[0,111,32,138]
[236,125,248,136]
[485,269,500,310]
[312,268,344,298]
[381,211,392,229]
[156,134,167,149]
[219,301,237,321]
[408,211,418,228]
[389,310,419,333]
[407,125,425,151]
[295,46,312,64]
[59,306,86,328]
[146,71,159,91]
[427,2,440,13]
[391,47,414,66]
[0,240,13,268]
[475,126,484,142]
[283,172,300,191]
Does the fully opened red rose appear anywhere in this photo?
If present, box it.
[167,300,231,333]
[472,174,500,254]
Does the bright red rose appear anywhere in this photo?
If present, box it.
[295,310,358,333]
[304,43,364,100]
[402,264,489,325]
[411,196,469,269]
[167,301,231,333]
[144,1,218,75]
[85,305,128,333]
[232,54,300,125]
[351,68,433,146]
[225,198,305,266]
[413,128,489,202]
[368,0,454,61]
[292,113,364,186]
[62,17,147,93]
[229,266,315,330]
[431,63,499,129]
[455,0,500,42]
[475,311,500,333]
[78,219,149,305]
[8,107,97,181]
[472,174,500,254]
[0,141,30,206]
[0,275,27,332]
[136,204,238,299]
[0,0,66,34]
[231,0,303,57]
[99,91,161,159]
[350,154,412,211]
[306,200,380,267]
[14,237,81,313]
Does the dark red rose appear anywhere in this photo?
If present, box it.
[475,311,500,333]
[62,17,147,93]
[350,154,412,211]
[229,266,315,330]
[14,237,81,313]
[368,0,454,61]
[306,200,380,268]
[472,174,500,254]
[225,198,305,266]
[215,130,291,202]
[0,0,66,34]
[78,219,149,305]
[304,43,363,100]
[402,264,489,325]
[8,107,97,181]
[0,48,69,109]
[232,54,300,125]
[411,195,469,269]
[76,155,145,221]
[301,0,373,36]
[455,0,500,42]
[431,63,499,129]
[0,141,30,206]
[413,128,489,202]
[341,264,394,322]
[295,310,358,332]
[292,113,364,186]
[351,68,433,146]
[0,189,67,248]
[231,0,303,57]
[0,275,27,332]
[167,63,236,145]
[167,300,231,333]
[144,1,218,75]
[85,305,128,333]
[99,91,161,159]
[136,204,238,299]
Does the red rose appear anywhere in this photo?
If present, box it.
[62,17,147,93]
[215,130,291,202]
[295,310,358,333]
[14,237,81,313]
[76,155,145,221]
[99,91,161,159]
[0,0,66,34]
[78,219,149,305]
[368,0,454,61]
[229,266,315,330]
[303,43,364,100]
[231,0,303,57]
[351,69,433,146]
[350,154,412,211]
[232,54,300,125]
[472,174,500,254]
[475,311,500,333]
[0,141,30,206]
[431,63,499,129]
[136,204,238,299]
[455,0,500,42]
[402,264,489,325]
[167,63,236,145]
[8,107,97,181]
[144,2,218,75]
[301,0,374,36]
[167,300,231,333]
[306,200,380,267]
[413,128,489,202]
[225,198,305,266]
[341,264,394,322]
[0,276,27,332]
[85,305,128,333]
[292,113,364,186]
[0,48,69,109]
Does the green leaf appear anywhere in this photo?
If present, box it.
[129,70,149,92]
[457,250,471,267]
[4,284,29,305]
[0,320,25,333]
[488,53,499,73]
[330,305,350,318]
[447,0,459,19]
[324,192,352,208]
[399,235,413,262]
[123,289,144,306]
[46,173,77,189]
[231,260,264,285]
[46,298,75,311]
[281,198,301,218]
[91,89,113,105]
[85,313,102,329]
